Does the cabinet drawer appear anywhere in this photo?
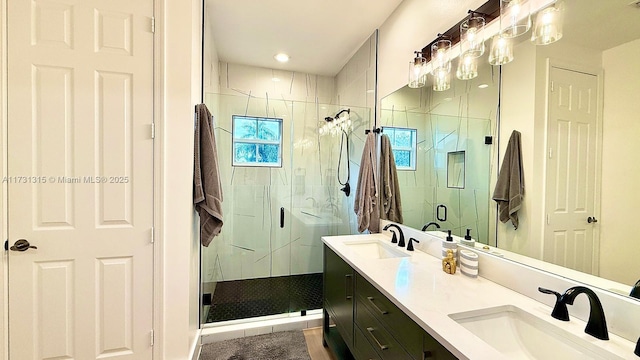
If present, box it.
[353,324,382,360]
[355,273,423,359]
[355,296,411,360]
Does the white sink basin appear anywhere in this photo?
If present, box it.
[449,305,623,360]
[343,240,409,260]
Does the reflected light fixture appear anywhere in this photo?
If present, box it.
[461,12,486,58]
[408,51,427,88]
[488,34,514,65]
[500,0,531,38]
[531,0,565,45]
[430,36,452,75]
[433,67,451,91]
[456,52,479,80]
[274,53,290,62]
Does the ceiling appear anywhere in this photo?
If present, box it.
[205,0,404,76]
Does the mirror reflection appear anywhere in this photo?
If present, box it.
[499,0,640,292]
[379,51,499,245]
[382,0,640,299]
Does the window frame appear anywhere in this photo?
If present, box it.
[382,126,418,171]
[232,115,284,168]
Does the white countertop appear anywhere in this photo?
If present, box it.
[322,233,635,360]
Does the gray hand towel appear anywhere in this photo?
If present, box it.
[194,104,223,246]
[492,130,524,229]
[354,133,380,233]
[380,134,403,223]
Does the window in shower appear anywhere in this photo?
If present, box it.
[232,115,283,167]
[382,126,417,170]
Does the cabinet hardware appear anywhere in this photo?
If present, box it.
[367,296,388,315]
[366,327,388,351]
[345,274,353,299]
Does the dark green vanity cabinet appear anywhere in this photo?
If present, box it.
[323,245,355,359]
[323,245,458,360]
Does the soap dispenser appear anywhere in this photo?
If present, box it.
[461,228,475,247]
[441,230,458,260]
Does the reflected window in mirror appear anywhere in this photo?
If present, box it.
[382,126,417,170]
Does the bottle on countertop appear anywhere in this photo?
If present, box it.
[441,230,458,261]
[461,228,475,247]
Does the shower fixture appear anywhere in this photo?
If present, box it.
[319,109,352,197]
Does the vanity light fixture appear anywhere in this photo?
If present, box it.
[430,36,452,75]
[488,34,514,65]
[500,0,532,38]
[456,52,479,80]
[408,51,427,88]
[461,11,486,58]
[274,53,290,63]
[531,0,565,45]
[433,67,451,91]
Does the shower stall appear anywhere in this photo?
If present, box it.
[201,92,371,324]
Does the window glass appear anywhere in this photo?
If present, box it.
[232,116,283,167]
[383,126,417,171]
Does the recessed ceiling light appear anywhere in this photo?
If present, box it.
[478,84,489,89]
[366,89,375,94]
[274,53,290,63]
[443,97,453,101]
[271,77,280,82]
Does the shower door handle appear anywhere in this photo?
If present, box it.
[280,207,284,228]
[436,204,447,222]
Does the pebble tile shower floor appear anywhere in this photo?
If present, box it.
[206,273,323,323]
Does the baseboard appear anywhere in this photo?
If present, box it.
[189,328,202,360]
[201,311,323,344]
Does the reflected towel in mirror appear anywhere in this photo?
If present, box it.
[493,130,524,229]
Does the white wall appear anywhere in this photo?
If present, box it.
[160,0,202,358]
[600,38,640,285]
[218,62,335,103]
[0,0,6,357]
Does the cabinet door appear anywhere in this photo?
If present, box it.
[423,332,458,360]
[324,245,354,344]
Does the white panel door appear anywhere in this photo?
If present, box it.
[7,0,154,359]
[543,66,600,275]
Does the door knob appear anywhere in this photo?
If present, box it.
[10,239,37,252]
[587,216,598,224]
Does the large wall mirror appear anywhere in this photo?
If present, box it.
[379,49,500,246]
[500,0,640,297]
[382,0,640,300]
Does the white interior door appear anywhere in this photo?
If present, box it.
[7,0,154,359]
[543,66,600,275]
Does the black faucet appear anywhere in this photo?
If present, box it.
[421,222,440,231]
[382,223,405,247]
[630,279,640,299]
[407,238,419,251]
[538,286,609,340]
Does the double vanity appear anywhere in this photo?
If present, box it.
[322,231,636,359]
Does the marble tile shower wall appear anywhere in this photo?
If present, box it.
[203,34,377,284]
[379,63,499,243]
[380,109,493,243]
[203,93,370,282]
